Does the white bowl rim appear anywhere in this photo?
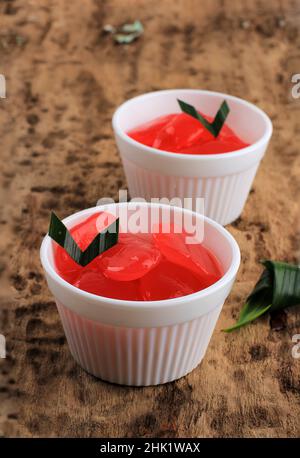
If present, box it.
[40,202,241,311]
[112,88,273,160]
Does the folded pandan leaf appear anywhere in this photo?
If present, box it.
[177,99,230,137]
[224,260,300,332]
[48,212,119,267]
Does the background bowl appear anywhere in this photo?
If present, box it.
[113,89,273,225]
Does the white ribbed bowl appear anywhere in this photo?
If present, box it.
[40,203,240,386]
[113,90,272,226]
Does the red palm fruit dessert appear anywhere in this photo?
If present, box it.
[127,112,248,154]
[54,213,223,301]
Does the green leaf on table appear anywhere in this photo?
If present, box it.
[48,212,119,267]
[177,99,230,137]
[223,260,300,332]
[113,33,140,44]
[121,20,144,34]
[113,20,144,44]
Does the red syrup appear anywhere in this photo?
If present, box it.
[127,112,249,154]
[54,212,223,301]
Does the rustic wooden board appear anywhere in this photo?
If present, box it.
[0,0,299,438]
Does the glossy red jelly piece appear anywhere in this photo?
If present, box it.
[74,270,142,301]
[140,259,203,301]
[98,232,161,281]
[153,113,213,151]
[128,114,176,147]
[152,224,222,284]
[127,112,248,154]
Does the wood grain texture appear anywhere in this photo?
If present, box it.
[0,0,300,438]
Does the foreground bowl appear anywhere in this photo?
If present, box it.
[40,202,240,386]
[113,89,272,226]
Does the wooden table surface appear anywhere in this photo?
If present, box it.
[0,0,300,438]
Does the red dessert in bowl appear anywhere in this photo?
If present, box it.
[113,89,272,225]
[54,211,223,301]
[128,112,249,155]
[40,202,240,386]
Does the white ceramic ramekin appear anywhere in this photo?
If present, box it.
[40,202,240,386]
[113,89,272,226]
